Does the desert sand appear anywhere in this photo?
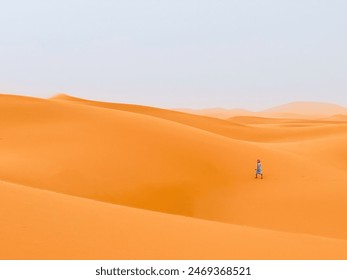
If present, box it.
[1,93,347,259]
[179,101,347,119]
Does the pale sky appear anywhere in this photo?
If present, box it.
[1,0,346,110]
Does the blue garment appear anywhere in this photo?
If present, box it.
[256,162,262,174]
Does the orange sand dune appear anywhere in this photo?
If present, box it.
[323,114,347,122]
[52,94,347,143]
[175,108,255,119]
[1,93,347,259]
[260,101,347,117]
[274,134,347,172]
[229,116,344,125]
[1,179,347,260]
[177,101,347,119]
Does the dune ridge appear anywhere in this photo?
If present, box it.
[177,101,347,119]
[51,94,347,143]
[1,93,347,259]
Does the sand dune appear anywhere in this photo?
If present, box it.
[261,101,347,117]
[52,94,347,143]
[178,101,347,119]
[229,116,345,125]
[2,179,347,259]
[1,93,347,259]
[324,114,347,122]
[175,108,255,119]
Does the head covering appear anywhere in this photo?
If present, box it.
[257,159,261,163]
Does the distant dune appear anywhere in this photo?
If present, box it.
[323,114,347,122]
[176,108,254,119]
[1,93,347,259]
[178,101,347,119]
[261,101,347,116]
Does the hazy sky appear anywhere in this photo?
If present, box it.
[1,0,346,110]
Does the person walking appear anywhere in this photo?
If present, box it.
[255,159,263,179]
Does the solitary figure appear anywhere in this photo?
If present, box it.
[255,159,263,179]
